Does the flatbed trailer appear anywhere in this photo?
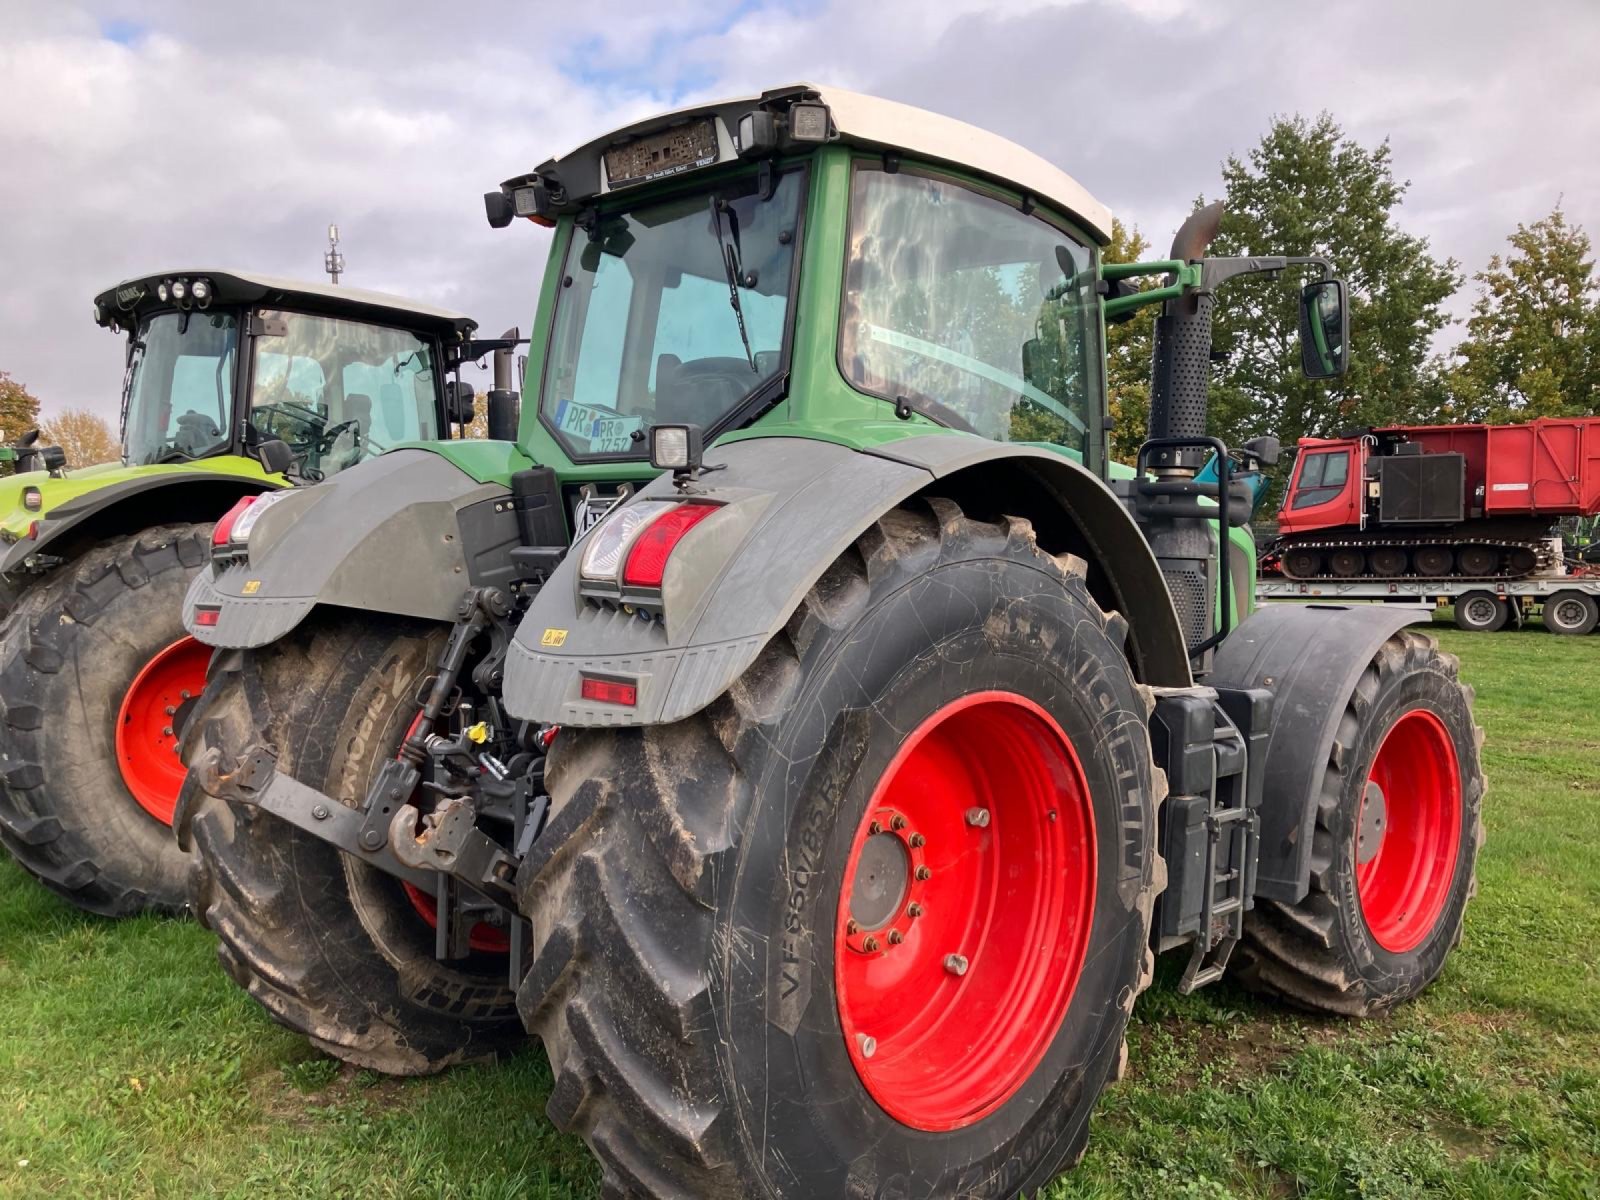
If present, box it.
[1257,571,1600,633]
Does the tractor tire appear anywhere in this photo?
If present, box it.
[1454,591,1509,633]
[1234,629,1484,1016]
[516,499,1165,1200]
[1544,590,1599,636]
[0,523,212,916]
[183,615,522,1075]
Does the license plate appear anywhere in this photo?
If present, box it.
[554,399,642,454]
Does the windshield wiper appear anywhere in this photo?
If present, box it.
[709,196,758,373]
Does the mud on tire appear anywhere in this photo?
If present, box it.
[0,523,209,916]
[183,615,522,1075]
[516,498,1166,1200]
[1234,629,1486,1016]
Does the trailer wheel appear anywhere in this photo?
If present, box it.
[1235,630,1483,1016]
[1544,590,1599,636]
[516,499,1164,1199]
[0,524,210,916]
[1454,591,1508,633]
[185,615,521,1075]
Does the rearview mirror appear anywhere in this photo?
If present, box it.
[445,379,476,427]
[1299,279,1349,379]
[255,437,295,476]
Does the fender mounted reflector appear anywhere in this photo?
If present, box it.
[194,607,220,627]
[580,676,637,707]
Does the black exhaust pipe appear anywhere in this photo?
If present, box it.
[1147,201,1224,473]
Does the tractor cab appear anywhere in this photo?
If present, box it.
[98,270,476,479]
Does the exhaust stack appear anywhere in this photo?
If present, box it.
[1147,202,1224,473]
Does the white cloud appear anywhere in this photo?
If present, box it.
[1,0,1596,428]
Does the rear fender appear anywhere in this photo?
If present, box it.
[504,434,1192,728]
[184,449,519,648]
[1207,602,1433,903]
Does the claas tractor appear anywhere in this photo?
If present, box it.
[176,85,1485,1191]
[0,270,484,918]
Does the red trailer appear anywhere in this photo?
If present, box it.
[1273,416,1600,582]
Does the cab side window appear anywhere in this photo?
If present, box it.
[1291,450,1350,509]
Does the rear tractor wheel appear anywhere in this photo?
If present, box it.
[0,524,211,916]
[183,616,522,1074]
[516,499,1165,1199]
[1234,630,1484,1015]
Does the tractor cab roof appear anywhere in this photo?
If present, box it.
[512,83,1112,245]
[93,270,477,344]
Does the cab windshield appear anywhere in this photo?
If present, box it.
[122,310,238,465]
[250,311,442,481]
[540,168,805,460]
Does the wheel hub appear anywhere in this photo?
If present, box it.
[1356,781,1386,864]
[846,821,919,945]
[115,636,214,827]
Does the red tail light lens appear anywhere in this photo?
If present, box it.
[581,677,637,707]
[213,497,254,547]
[622,502,719,588]
[194,607,221,627]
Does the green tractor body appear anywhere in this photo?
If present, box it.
[0,270,479,918]
[177,85,1485,1191]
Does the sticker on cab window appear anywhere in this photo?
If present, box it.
[554,399,642,454]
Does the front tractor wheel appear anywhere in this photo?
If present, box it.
[184,617,522,1075]
[517,499,1164,1199]
[1235,630,1484,1016]
[0,524,211,916]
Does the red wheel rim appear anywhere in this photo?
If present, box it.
[835,691,1096,1131]
[1354,709,1462,953]
[401,882,511,954]
[114,636,212,826]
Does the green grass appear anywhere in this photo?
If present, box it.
[0,620,1596,1198]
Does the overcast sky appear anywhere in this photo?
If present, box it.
[4,0,1598,427]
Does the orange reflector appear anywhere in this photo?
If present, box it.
[194,607,220,627]
[622,502,719,588]
[581,677,637,707]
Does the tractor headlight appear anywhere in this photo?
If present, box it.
[157,281,171,302]
[579,500,676,582]
[170,278,188,302]
[191,278,211,307]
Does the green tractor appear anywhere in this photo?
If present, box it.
[178,85,1485,1189]
[0,270,489,918]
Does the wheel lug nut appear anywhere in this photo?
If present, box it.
[164,706,176,716]
[909,833,926,848]
[915,866,932,881]
[890,815,907,831]
[863,936,880,952]
[888,930,904,945]
[868,820,882,835]
[944,954,969,977]
[907,903,923,918]
[846,919,860,935]
[162,726,174,736]
[857,1033,877,1059]
[965,807,991,828]
[180,690,192,700]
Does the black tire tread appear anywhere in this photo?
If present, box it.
[0,523,209,916]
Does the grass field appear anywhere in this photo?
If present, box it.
[0,621,1596,1199]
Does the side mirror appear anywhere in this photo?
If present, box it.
[256,437,295,476]
[486,389,519,441]
[445,379,476,427]
[1241,435,1281,468]
[1299,279,1349,379]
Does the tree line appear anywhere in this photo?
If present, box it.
[1107,112,1599,469]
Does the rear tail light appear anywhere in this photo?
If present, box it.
[213,497,254,547]
[194,607,220,627]
[579,500,676,581]
[622,502,718,588]
[581,677,637,707]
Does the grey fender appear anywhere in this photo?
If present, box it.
[183,449,517,648]
[1207,602,1433,903]
[0,471,280,577]
[504,433,1192,728]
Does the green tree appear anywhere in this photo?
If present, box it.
[0,371,41,444]
[1448,206,1599,421]
[1103,219,1155,463]
[1204,114,1460,459]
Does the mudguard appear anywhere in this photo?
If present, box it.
[183,449,518,648]
[0,470,280,576]
[1207,602,1433,903]
[504,433,1192,728]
